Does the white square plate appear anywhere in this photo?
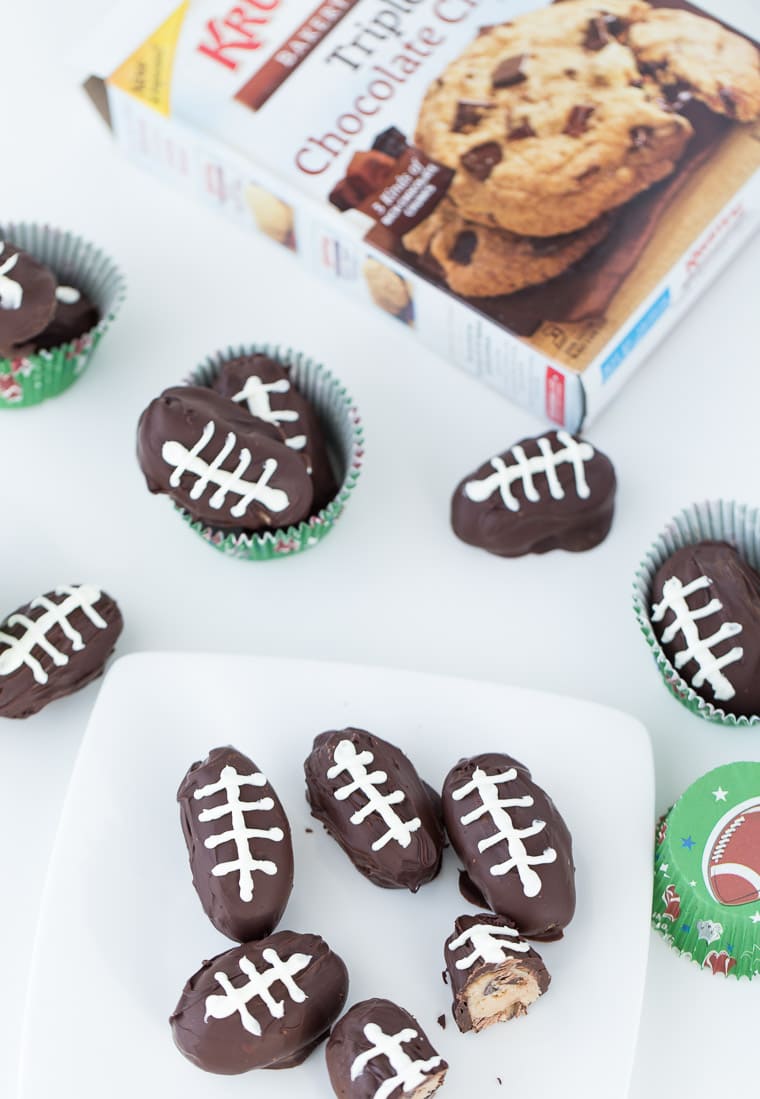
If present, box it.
[18,654,653,1099]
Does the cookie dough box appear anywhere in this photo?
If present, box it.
[81,0,760,430]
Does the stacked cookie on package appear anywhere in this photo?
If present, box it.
[403,0,760,298]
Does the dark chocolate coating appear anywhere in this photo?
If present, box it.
[451,430,616,556]
[304,728,444,891]
[32,285,100,351]
[170,931,348,1074]
[0,242,57,354]
[213,354,338,511]
[136,385,314,531]
[326,998,447,1099]
[442,753,575,940]
[178,745,294,943]
[0,585,123,719]
[444,912,550,1033]
[650,540,760,717]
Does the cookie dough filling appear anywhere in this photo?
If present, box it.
[462,957,545,1029]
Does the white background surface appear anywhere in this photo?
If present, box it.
[18,656,654,1098]
[0,0,759,1094]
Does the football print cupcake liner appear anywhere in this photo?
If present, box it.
[653,762,760,980]
[180,343,364,561]
[0,221,125,408]
[633,499,760,727]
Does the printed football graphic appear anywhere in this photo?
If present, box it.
[704,799,760,907]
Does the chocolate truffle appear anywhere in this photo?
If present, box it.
[32,284,100,351]
[0,585,123,719]
[451,429,616,556]
[177,746,294,943]
[444,912,550,1032]
[0,240,57,355]
[650,541,760,717]
[326,998,447,1099]
[304,728,444,891]
[213,353,338,511]
[442,753,575,940]
[136,385,314,531]
[170,930,348,1074]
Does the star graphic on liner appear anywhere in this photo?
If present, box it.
[682,924,691,933]
[712,787,728,802]
[751,912,760,925]
[689,881,697,888]
[727,944,733,953]
[660,863,669,876]
[681,836,695,850]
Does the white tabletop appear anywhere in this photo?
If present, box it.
[2,1,759,1094]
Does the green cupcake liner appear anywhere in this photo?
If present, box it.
[172,343,364,561]
[652,763,760,980]
[633,499,760,727]
[0,221,125,408]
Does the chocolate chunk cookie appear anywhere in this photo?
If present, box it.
[403,198,609,297]
[628,8,760,123]
[415,3,692,236]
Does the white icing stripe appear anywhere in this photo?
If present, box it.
[452,767,556,897]
[55,285,81,304]
[194,764,284,902]
[448,923,530,969]
[0,585,107,685]
[285,435,307,451]
[205,948,311,1037]
[464,430,594,513]
[231,375,304,436]
[651,575,743,702]
[162,421,290,518]
[327,739,421,851]
[0,244,23,310]
[350,1022,443,1099]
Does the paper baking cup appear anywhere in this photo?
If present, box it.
[633,499,760,727]
[0,221,125,409]
[175,343,363,561]
[652,762,760,980]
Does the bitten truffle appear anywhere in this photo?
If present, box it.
[451,430,616,556]
[444,912,550,1032]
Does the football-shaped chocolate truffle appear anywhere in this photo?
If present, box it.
[213,353,338,511]
[137,385,314,531]
[650,541,760,717]
[304,728,444,891]
[451,430,616,556]
[0,585,123,719]
[705,797,760,906]
[444,912,550,1033]
[0,240,57,355]
[442,753,575,940]
[170,931,348,1074]
[177,746,294,943]
[326,998,447,1099]
[32,284,100,351]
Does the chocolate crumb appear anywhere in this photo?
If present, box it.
[461,142,502,180]
[492,54,528,89]
[437,1014,446,1030]
[442,970,449,985]
[449,230,478,265]
[497,1078,502,1087]
[453,99,493,132]
[564,104,595,137]
[305,827,313,834]
[584,13,623,51]
[508,120,536,141]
